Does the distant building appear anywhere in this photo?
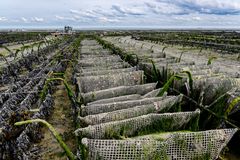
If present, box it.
[51,26,73,37]
[64,26,73,34]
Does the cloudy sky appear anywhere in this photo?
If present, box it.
[0,0,240,29]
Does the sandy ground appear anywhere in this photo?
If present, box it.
[35,66,76,160]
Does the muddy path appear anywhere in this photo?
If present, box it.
[32,65,76,160]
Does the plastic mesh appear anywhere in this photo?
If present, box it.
[77,62,131,72]
[87,94,142,105]
[77,67,136,76]
[142,88,162,98]
[79,95,183,125]
[174,76,240,105]
[82,129,237,160]
[77,39,238,160]
[75,110,200,139]
[81,83,157,103]
[77,56,123,67]
[81,96,168,116]
[77,70,144,93]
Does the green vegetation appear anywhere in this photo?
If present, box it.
[151,60,161,82]
[176,51,186,63]
[162,46,168,54]
[14,119,75,160]
[181,70,193,96]
[157,74,183,96]
[0,45,14,56]
[207,56,217,65]
[225,96,240,117]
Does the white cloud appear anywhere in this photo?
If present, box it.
[174,15,202,21]
[21,17,44,23]
[31,17,44,22]
[55,15,75,21]
[173,0,240,14]
[111,4,146,15]
[69,9,81,15]
[99,17,120,23]
[55,15,65,20]
[70,9,104,19]
[73,15,81,20]
[21,17,28,23]
[147,2,186,15]
[0,0,240,28]
[192,16,201,21]
[0,16,7,21]
[179,0,240,10]
[90,9,118,18]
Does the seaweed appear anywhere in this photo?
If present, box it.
[157,74,183,96]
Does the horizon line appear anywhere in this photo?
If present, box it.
[0,26,240,31]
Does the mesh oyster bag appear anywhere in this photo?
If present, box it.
[79,95,183,125]
[81,128,237,160]
[87,94,142,105]
[77,67,136,77]
[81,96,168,116]
[77,71,144,93]
[75,110,200,139]
[81,83,157,103]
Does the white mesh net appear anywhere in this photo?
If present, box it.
[79,95,183,125]
[87,94,142,106]
[81,96,169,116]
[82,129,237,160]
[77,71,144,93]
[77,67,137,77]
[80,83,157,103]
[76,39,238,160]
[75,110,200,139]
